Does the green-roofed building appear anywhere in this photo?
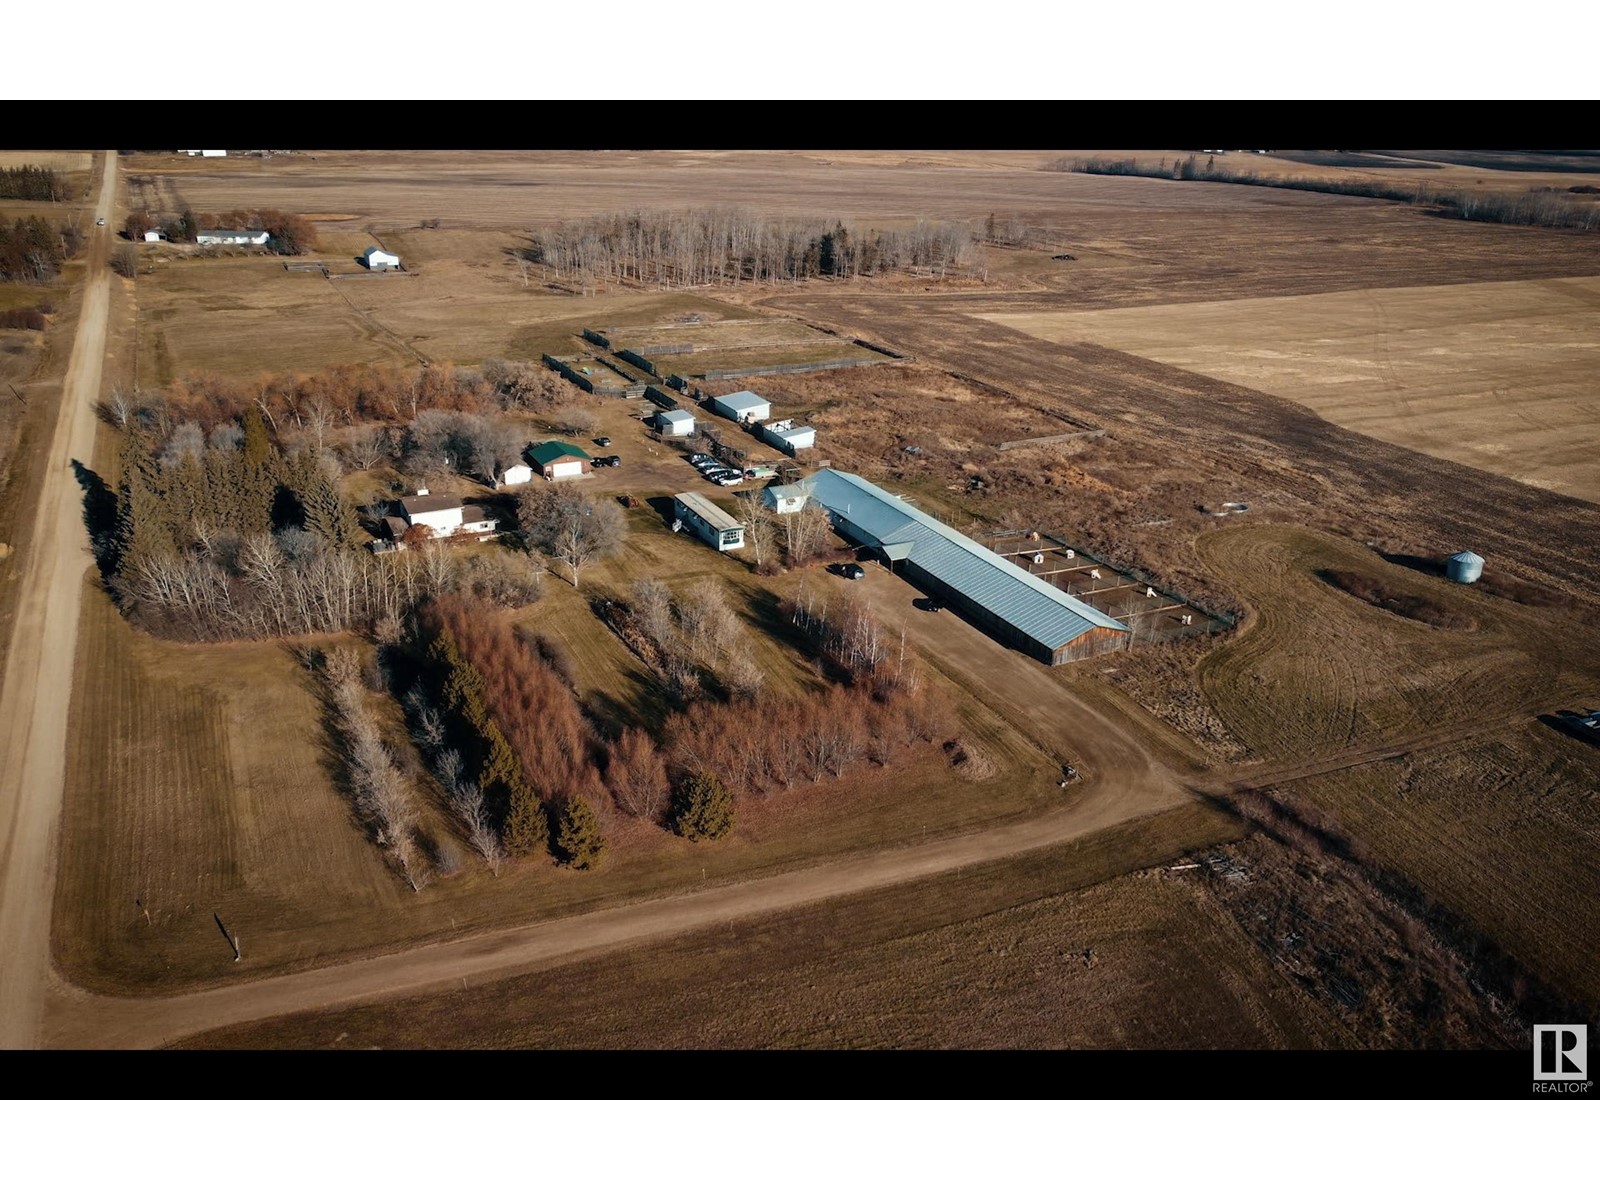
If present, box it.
[527,440,593,480]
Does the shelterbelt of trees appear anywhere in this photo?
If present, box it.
[123,207,316,254]
[0,216,81,282]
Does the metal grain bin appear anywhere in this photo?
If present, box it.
[1446,550,1485,584]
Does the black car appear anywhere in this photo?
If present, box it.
[594,454,621,468]
[595,436,612,448]
[832,562,865,581]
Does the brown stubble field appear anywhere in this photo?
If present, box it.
[976,277,1600,503]
[49,151,1600,1044]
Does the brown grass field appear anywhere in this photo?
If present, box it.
[976,276,1600,503]
[27,150,1600,1045]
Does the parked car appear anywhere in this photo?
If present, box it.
[711,473,741,487]
[688,454,716,468]
[832,563,865,581]
[601,454,621,467]
[595,436,612,448]
[96,217,106,226]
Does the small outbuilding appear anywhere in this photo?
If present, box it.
[363,246,401,271]
[762,481,811,515]
[143,229,167,242]
[673,492,745,552]
[528,440,593,480]
[497,463,534,488]
[655,408,696,437]
[711,390,771,424]
[760,418,816,455]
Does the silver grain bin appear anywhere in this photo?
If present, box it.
[1446,550,1485,584]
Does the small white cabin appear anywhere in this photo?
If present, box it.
[143,229,167,242]
[497,463,534,488]
[363,246,401,271]
[655,408,696,437]
[762,482,810,515]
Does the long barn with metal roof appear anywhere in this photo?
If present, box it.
[802,469,1130,664]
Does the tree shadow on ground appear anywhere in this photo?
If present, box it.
[71,458,119,580]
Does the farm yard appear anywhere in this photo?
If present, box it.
[11,147,1600,1051]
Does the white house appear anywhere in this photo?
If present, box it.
[497,463,534,488]
[143,229,167,242]
[397,490,499,540]
[760,418,816,455]
[673,492,745,552]
[399,490,465,537]
[179,150,227,157]
[363,246,401,271]
[197,229,270,246]
[655,408,696,437]
[762,481,811,515]
[711,390,771,424]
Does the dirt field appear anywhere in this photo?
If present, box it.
[977,277,1600,503]
[172,803,1341,1050]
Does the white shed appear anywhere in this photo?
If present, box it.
[712,390,771,423]
[498,463,534,488]
[761,418,816,455]
[143,229,166,242]
[762,482,810,515]
[363,246,401,271]
[655,408,696,437]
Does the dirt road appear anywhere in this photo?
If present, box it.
[0,152,116,1049]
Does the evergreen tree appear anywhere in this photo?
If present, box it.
[554,795,604,868]
[292,449,362,549]
[238,407,278,533]
[114,429,175,576]
[502,781,549,859]
[670,772,735,842]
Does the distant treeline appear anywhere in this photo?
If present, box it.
[528,207,979,287]
[0,216,82,282]
[1047,155,1600,233]
[0,165,69,201]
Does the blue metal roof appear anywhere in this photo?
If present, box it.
[805,470,1128,649]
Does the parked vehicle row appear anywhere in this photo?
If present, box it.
[688,454,744,487]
